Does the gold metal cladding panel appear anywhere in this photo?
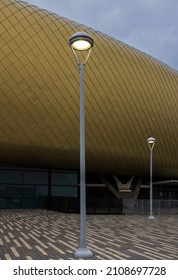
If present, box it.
[0,0,178,177]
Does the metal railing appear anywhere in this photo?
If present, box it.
[123,199,178,215]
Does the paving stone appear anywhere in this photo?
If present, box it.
[0,209,178,259]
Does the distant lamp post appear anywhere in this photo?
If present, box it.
[147,137,156,220]
[69,32,94,258]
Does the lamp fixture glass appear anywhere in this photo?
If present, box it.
[147,137,156,150]
[69,32,94,51]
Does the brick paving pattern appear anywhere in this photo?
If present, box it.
[0,209,178,259]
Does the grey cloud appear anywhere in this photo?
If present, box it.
[27,0,178,70]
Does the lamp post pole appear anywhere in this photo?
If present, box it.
[149,147,153,218]
[79,62,87,250]
[69,32,94,258]
[147,137,156,220]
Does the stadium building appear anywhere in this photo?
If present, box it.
[0,0,178,211]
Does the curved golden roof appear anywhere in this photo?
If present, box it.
[0,0,178,178]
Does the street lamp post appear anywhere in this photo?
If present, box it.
[69,32,94,258]
[147,137,156,220]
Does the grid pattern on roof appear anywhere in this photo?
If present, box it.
[0,0,178,177]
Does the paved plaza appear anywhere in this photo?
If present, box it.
[0,209,178,260]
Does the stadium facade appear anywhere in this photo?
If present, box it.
[0,0,178,210]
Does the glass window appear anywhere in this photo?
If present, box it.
[23,171,48,184]
[23,185,36,197]
[0,198,20,208]
[0,170,22,184]
[51,172,77,185]
[168,191,173,199]
[36,185,48,197]
[23,185,48,197]
[51,185,77,197]
[22,198,45,208]
[0,185,22,197]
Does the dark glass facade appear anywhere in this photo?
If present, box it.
[138,185,178,200]
[0,167,77,209]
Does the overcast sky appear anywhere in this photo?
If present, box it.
[26,0,178,70]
